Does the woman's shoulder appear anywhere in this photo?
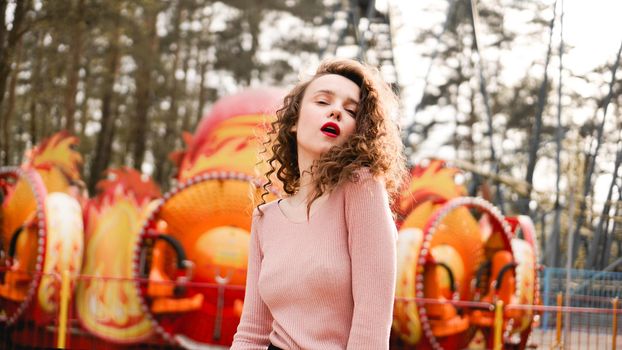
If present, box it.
[334,167,387,201]
[252,198,281,218]
[345,166,384,186]
[339,167,391,217]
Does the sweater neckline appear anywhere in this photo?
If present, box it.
[276,192,332,224]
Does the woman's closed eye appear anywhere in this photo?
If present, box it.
[315,97,355,116]
[342,105,358,116]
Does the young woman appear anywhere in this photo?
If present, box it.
[231,58,407,350]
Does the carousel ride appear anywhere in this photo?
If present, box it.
[392,160,539,350]
[0,89,539,349]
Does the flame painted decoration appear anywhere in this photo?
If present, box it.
[75,168,161,343]
[172,87,286,182]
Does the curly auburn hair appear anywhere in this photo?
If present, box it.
[257,58,407,216]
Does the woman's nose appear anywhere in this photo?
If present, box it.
[328,110,341,120]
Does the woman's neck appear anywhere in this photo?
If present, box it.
[295,157,317,203]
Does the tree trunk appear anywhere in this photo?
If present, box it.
[467,0,504,210]
[180,46,192,135]
[194,10,213,127]
[548,1,565,268]
[586,143,621,269]
[28,32,44,147]
[570,40,622,262]
[64,0,85,134]
[548,185,562,267]
[79,64,91,139]
[244,8,260,85]
[452,60,465,157]
[88,6,122,193]
[154,3,183,188]
[519,0,557,215]
[1,39,23,165]
[608,185,622,265]
[78,64,92,181]
[0,0,29,165]
[29,94,38,147]
[195,57,209,126]
[130,3,159,170]
[468,84,477,165]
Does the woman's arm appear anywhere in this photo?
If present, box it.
[230,212,273,349]
[344,170,397,350]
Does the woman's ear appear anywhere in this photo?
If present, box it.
[290,124,297,132]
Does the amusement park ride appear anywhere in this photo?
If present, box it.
[0,89,540,349]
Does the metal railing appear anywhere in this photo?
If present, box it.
[0,268,619,349]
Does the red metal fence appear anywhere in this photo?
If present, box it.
[0,270,619,349]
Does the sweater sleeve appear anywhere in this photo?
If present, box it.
[344,169,397,350]
[230,210,274,349]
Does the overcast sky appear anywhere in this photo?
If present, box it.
[393,0,622,120]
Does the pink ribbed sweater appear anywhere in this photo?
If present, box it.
[231,169,397,350]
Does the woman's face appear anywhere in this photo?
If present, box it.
[292,74,360,163]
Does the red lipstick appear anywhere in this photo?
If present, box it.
[320,122,340,138]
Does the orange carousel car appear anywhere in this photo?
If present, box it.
[131,88,284,347]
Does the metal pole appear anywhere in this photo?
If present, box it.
[493,299,504,350]
[613,298,619,350]
[564,150,576,347]
[57,270,71,348]
[555,292,563,348]
[542,268,551,327]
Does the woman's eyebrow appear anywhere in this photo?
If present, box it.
[314,89,359,104]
